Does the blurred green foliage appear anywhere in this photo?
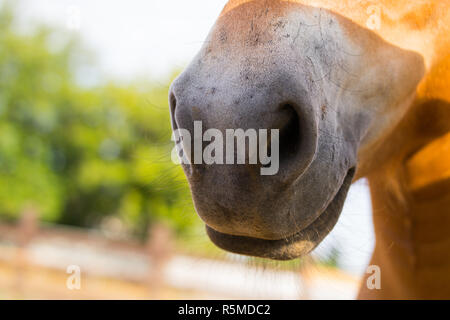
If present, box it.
[0,4,198,238]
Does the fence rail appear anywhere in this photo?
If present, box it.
[0,211,359,299]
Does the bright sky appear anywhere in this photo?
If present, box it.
[17,0,226,81]
[16,0,375,276]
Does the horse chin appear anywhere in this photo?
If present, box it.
[205,168,355,260]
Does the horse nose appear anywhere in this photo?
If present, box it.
[168,77,318,183]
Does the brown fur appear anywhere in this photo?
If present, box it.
[170,0,450,298]
[222,0,450,299]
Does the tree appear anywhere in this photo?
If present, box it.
[0,3,197,239]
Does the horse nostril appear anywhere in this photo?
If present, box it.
[169,92,177,114]
[279,103,301,165]
[169,91,178,130]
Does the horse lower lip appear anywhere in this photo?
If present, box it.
[205,168,355,260]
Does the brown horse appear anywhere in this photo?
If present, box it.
[169,0,450,299]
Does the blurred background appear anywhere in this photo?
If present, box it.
[0,0,375,299]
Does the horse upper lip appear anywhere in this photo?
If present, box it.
[205,167,355,260]
[210,167,355,241]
